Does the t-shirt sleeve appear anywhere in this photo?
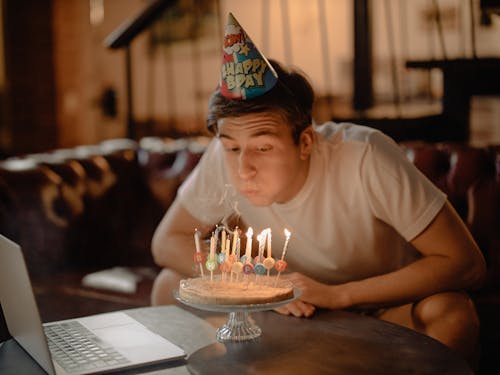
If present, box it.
[177,139,230,225]
[360,132,447,241]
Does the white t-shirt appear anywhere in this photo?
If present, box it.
[178,122,447,284]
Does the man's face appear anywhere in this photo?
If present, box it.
[217,112,311,206]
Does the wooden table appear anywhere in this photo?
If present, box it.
[0,304,473,374]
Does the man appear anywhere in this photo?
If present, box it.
[151,13,486,366]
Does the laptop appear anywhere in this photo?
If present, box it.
[0,234,186,374]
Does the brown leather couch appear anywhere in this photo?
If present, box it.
[0,137,498,373]
[0,137,207,324]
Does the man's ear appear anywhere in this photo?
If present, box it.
[299,127,315,160]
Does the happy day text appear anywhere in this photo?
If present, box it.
[221,58,268,90]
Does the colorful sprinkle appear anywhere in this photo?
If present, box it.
[232,261,243,274]
[205,259,217,271]
[193,253,204,263]
[219,261,232,273]
[240,255,251,264]
[263,257,275,270]
[242,263,254,274]
[254,263,266,275]
[275,259,287,272]
[217,252,226,264]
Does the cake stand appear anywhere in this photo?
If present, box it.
[174,288,301,342]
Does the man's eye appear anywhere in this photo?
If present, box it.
[258,145,272,152]
[225,146,240,153]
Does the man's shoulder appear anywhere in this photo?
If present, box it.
[314,121,382,145]
[313,122,394,160]
[313,121,404,172]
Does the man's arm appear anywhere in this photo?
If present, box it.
[342,201,486,308]
[152,198,214,277]
[280,201,487,313]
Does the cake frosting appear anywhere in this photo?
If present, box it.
[179,275,294,305]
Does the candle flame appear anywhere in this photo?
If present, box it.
[284,228,291,238]
[246,227,253,237]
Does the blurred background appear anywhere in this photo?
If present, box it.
[0,0,499,155]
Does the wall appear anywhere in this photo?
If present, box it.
[125,0,500,137]
[372,0,500,101]
[2,0,499,150]
[131,0,353,132]
[52,0,136,147]
[0,0,4,91]
[1,0,57,154]
[0,0,7,152]
[49,0,354,143]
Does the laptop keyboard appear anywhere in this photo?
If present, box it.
[44,320,130,373]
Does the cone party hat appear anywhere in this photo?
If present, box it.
[220,13,278,100]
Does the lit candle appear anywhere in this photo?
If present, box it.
[194,229,202,253]
[221,229,226,254]
[207,234,216,281]
[194,229,204,276]
[266,228,272,258]
[257,230,267,263]
[274,229,291,286]
[244,227,253,262]
[231,226,239,255]
[231,237,242,283]
[263,228,274,277]
[281,229,291,260]
[209,234,215,260]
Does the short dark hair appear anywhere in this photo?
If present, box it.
[207,59,315,143]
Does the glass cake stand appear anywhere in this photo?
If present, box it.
[174,287,301,342]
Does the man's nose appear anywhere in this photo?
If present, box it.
[238,150,257,179]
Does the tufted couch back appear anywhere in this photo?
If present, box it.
[0,138,208,278]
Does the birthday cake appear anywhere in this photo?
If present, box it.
[181,225,293,305]
[179,275,294,305]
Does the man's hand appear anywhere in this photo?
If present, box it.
[273,272,351,317]
[274,299,316,317]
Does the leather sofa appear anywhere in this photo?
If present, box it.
[0,137,207,324]
[0,136,498,373]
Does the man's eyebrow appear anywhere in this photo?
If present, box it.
[218,128,277,140]
[251,129,277,137]
[217,133,233,140]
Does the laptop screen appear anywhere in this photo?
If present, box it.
[0,234,56,374]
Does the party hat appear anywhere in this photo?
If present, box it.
[220,13,278,100]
